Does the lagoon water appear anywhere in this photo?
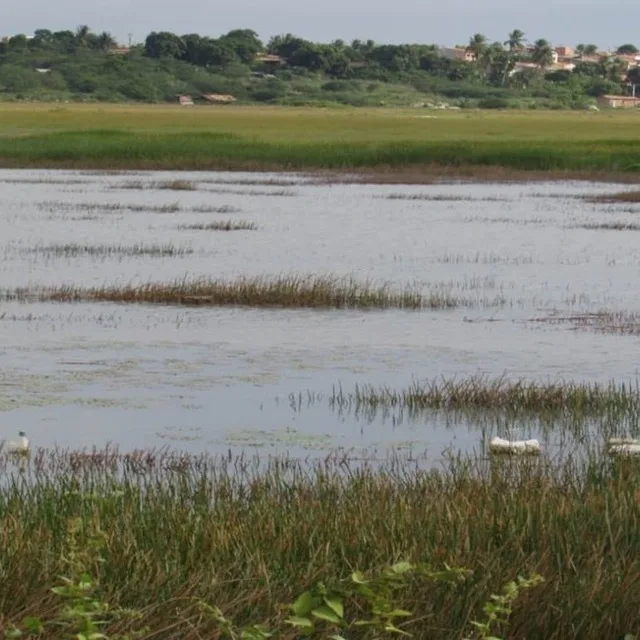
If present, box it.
[1,169,639,463]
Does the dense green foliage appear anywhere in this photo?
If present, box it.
[1,25,638,107]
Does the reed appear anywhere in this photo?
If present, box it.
[331,375,640,417]
[572,222,640,231]
[0,449,639,639]
[585,190,640,203]
[178,220,258,231]
[23,243,193,258]
[1,275,507,310]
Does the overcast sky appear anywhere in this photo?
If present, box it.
[5,0,639,50]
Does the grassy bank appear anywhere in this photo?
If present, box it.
[1,449,639,639]
[0,105,639,177]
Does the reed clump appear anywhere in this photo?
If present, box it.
[0,449,639,639]
[2,275,506,310]
[37,201,240,214]
[24,243,193,258]
[585,190,640,203]
[178,220,258,231]
[332,375,640,417]
[572,222,640,231]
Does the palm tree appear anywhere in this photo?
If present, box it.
[531,39,554,69]
[467,33,488,60]
[505,29,525,52]
[96,31,117,51]
[74,24,91,48]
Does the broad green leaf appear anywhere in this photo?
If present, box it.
[312,605,343,624]
[4,629,23,639]
[22,617,44,633]
[323,596,344,619]
[292,591,316,617]
[330,635,348,640]
[351,571,368,584]
[285,616,314,629]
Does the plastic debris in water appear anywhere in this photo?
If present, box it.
[489,436,541,455]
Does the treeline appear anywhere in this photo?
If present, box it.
[0,25,638,107]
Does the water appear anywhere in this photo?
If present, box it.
[1,169,639,463]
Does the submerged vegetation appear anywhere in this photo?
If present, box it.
[2,275,507,310]
[0,449,639,638]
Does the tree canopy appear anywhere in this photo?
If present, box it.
[0,25,638,108]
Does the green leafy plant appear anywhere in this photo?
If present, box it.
[468,574,545,640]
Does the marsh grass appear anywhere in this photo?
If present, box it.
[38,201,241,214]
[435,252,535,265]
[531,311,640,336]
[331,375,640,418]
[158,179,196,191]
[584,190,640,203]
[571,222,640,231]
[1,448,639,638]
[23,243,193,258]
[382,193,506,202]
[204,187,298,197]
[178,220,258,231]
[3,127,640,178]
[1,276,507,310]
[115,179,196,191]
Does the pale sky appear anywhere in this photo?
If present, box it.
[5,0,639,51]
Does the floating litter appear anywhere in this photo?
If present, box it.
[489,437,541,455]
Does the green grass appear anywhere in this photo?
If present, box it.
[1,449,640,638]
[1,275,506,310]
[0,105,639,176]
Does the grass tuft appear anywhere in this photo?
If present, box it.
[23,243,193,258]
[1,276,506,310]
[178,220,258,231]
[331,375,640,417]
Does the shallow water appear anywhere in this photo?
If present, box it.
[1,169,639,463]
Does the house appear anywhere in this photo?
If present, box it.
[438,47,477,62]
[202,93,236,104]
[178,95,194,106]
[108,47,130,55]
[596,94,640,109]
[555,46,574,58]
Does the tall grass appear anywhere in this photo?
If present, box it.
[1,449,639,638]
[1,275,506,310]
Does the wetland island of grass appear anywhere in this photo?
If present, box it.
[2,25,640,640]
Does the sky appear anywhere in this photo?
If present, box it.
[5,0,639,51]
